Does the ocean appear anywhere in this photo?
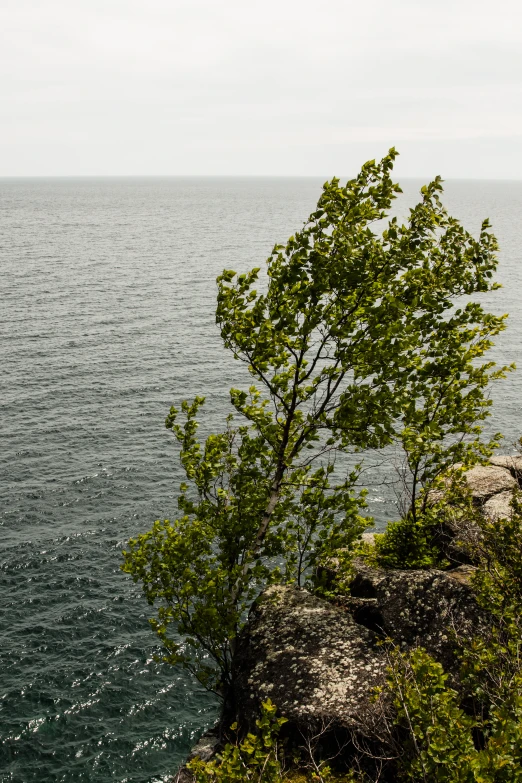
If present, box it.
[1,176,521,782]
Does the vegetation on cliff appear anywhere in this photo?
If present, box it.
[184,492,522,782]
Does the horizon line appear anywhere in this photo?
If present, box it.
[2,174,522,183]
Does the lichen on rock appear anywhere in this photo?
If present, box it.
[232,585,387,737]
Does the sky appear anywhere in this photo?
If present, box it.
[1,0,521,178]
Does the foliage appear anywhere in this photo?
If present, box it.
[385,645,522,782]
[385,647,477,782]
[371,181,512,568]
[460,492,522,714]
[389,194,511,524]
[123,398,368,694]
[123,148,509,696]
[380,495,522,782]
[188,700,287,783]
[470,490,522,613]
[372,471,475,570]
[188,700,365,783]
[183,481,522,781]
[396,320,508,525]
[371,513,446,570]
[472,693,522,782]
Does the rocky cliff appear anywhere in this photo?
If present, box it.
[173,456,522,781]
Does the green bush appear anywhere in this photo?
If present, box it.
[188,700,366,783]
[188,700,287,783]
[373,473,478,571]
[371,514,446,570]
[386,646,522,782]
[386,647,477,782]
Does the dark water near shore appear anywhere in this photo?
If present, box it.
[1,176,521,782]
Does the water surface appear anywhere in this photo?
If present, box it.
[1,176,521,782]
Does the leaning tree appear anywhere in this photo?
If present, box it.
[122,149,509,703]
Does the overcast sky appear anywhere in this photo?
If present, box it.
[1,0,521,178]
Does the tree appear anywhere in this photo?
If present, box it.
[122,149,507,703]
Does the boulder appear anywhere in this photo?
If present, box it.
[429,464,515,504]
[464,465,516,503]
[482,490,514,521]
[172,766,195,783]
[179,563,492,781]
[426,465,516,562]
[445,564,477,586]
[439,513,484,565]
[233,565,490,739]
[441,463,518,554]
[171,729,220,782]
[348,560,488,673]
[489,455,522,482]
[232,585,387,736]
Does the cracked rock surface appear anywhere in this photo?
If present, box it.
[174,456,520,779]
[483,490,515,521]
[489,454,522,480]
[430,458,520,563]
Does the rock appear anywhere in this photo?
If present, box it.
[426,465,516,562]
[232,585,387,736]
[172,767,195,783]
[428,464,515,507]
[445,564,477,586]
[233,565,490,737]
[348,558,388,598]
[483,490,514,521]
[171,729,220,782]
[348,562,489,673]
[439,513,484,565]
[490,455,522,482]
[464,465,516,503]
[172,546,499,783]
[228,564,491,782]
[187,729,220,763]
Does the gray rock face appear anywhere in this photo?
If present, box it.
[232,564,490,744]
[440,513,483,565]
[427,464,515,510]
[175,455,521,779]
[427,462,519,563]
[233,585,387,735]
[171,730,220,782]
[172,766,195,783]
[445,564,477,585]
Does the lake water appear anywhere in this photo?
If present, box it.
[1,176,521,782]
